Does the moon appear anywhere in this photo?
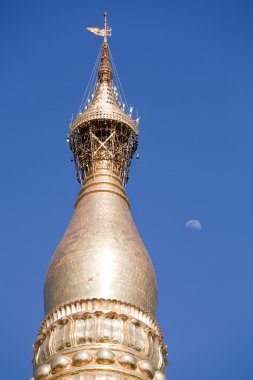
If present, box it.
[185,219,202,230]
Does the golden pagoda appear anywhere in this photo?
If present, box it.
[32,13,168,380]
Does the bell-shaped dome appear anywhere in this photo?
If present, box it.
[44,169,158,316]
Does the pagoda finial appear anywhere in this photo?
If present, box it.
[104,11,108,42]
[86,11,112,42]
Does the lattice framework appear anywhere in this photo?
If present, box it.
[70,119,138,186]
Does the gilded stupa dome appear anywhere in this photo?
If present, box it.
[44,169,158,315]
[33,13,167,380]
[44,25,157,316]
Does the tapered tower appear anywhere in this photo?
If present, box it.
[32,13,167,380]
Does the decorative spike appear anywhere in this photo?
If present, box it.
[98,41,113,83]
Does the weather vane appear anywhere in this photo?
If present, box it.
[87,11,112,42]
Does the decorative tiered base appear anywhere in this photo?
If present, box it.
[32,299,167,380]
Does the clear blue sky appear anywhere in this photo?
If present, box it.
[0,1,252,379]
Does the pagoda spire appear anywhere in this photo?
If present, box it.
[69,12,139,186]
[98,41,113,82]
[87,12,112,82]
[103,11,108,42]
[31,13,168,380]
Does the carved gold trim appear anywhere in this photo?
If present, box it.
[85,172,122,185]
[82,181,126,195]
[34,310,167,371]
[75,189,130,209]
[40,299,162,335]
[34,345,167,380]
